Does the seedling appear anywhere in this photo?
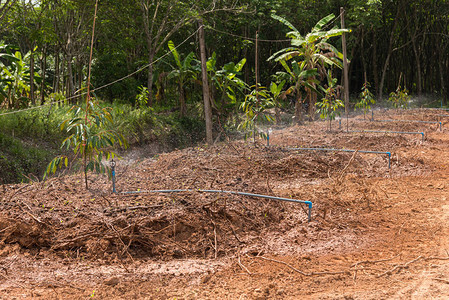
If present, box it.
[239,84,275,143]
[356,81,375,119]
[316,71,344,131]
[44,100,127,189]
[389,74,410,109]
[389,87,410,109]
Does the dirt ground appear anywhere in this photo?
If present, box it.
[1,108,449,299]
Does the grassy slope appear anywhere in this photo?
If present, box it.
[0,102,205,184]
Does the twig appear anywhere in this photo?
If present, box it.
[376,256,423,277]
[265,172,275,196]
[337,150,358,182]
[19,202,46,226]
[106,222,135,262]
[214,223,218,259]
[238,253,252,275]
[432,278,449,284]
[351,254,400,268]
[0,224,15,234]
[254,256,348,276]
[109,204,164,213]
[9,184,32,200]
[225,217,242,243]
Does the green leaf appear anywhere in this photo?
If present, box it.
[312,14,335,32]
[271,14,300,33]
[168,40,182,68]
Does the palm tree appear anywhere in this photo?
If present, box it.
[268,14,348,121]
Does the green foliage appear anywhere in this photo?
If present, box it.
[269,13,348,120]
[388,87,410,109]
[239,84,275,141]
[0,103,68,142]
[269,80,286,104]
[135,86,149,108]
[207,52,248,112]
[44,100,128,188]
[0,132,52,183]
[316,72,344,131]
[167,40,201,116]
[0,45,41,109]
[356,81,375,118]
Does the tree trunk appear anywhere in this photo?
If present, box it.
[294,93,303,125]
[408,10,422,96]
[67,54,74,102]
[147,52,154,106]
[40,46,47,105]
[179,81,186,117]
[199,19,213,144]
[307,85,317,120]
[54,49,60,94]
[341,7,349,117]
[30,49,35,105]
[378,2,402,101]
[372,31,379,97]
[438,45,447,104]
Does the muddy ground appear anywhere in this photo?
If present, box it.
[1,108,449,299]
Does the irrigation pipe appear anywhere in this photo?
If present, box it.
[119,189,312,222]
[348,130,425,143]
[419,108,449,111]
[286,147,391,169]
[367,119,442,131]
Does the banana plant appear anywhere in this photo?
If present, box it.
[0,50,30,109]
[207,52,248,114]
[0,45,41,109]
[268,13,349,120]
[167,40,200,117]
[274,59,320,123]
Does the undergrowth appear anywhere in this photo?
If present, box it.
[0,101,206,183]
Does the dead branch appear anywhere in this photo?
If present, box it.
[106,222,135,262]
[254,256,348,277]
[376,255,449,277]
[376,256,423,277]
[351,254,400,268]
[213,222,218,259]
[237,253,252,275]
[9,184,32,201]
[337,150,358,183]
[432,278,449,284]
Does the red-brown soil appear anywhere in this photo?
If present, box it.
[1,108,449,299]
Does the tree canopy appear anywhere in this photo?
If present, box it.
[0,0,448,119]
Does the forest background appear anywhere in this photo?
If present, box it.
[0,0,448,183]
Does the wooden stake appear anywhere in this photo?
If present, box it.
[83,0,99,189]
[341,7,349,132]
[254,30,259,143]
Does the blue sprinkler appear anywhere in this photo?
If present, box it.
[111,159,117,193]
